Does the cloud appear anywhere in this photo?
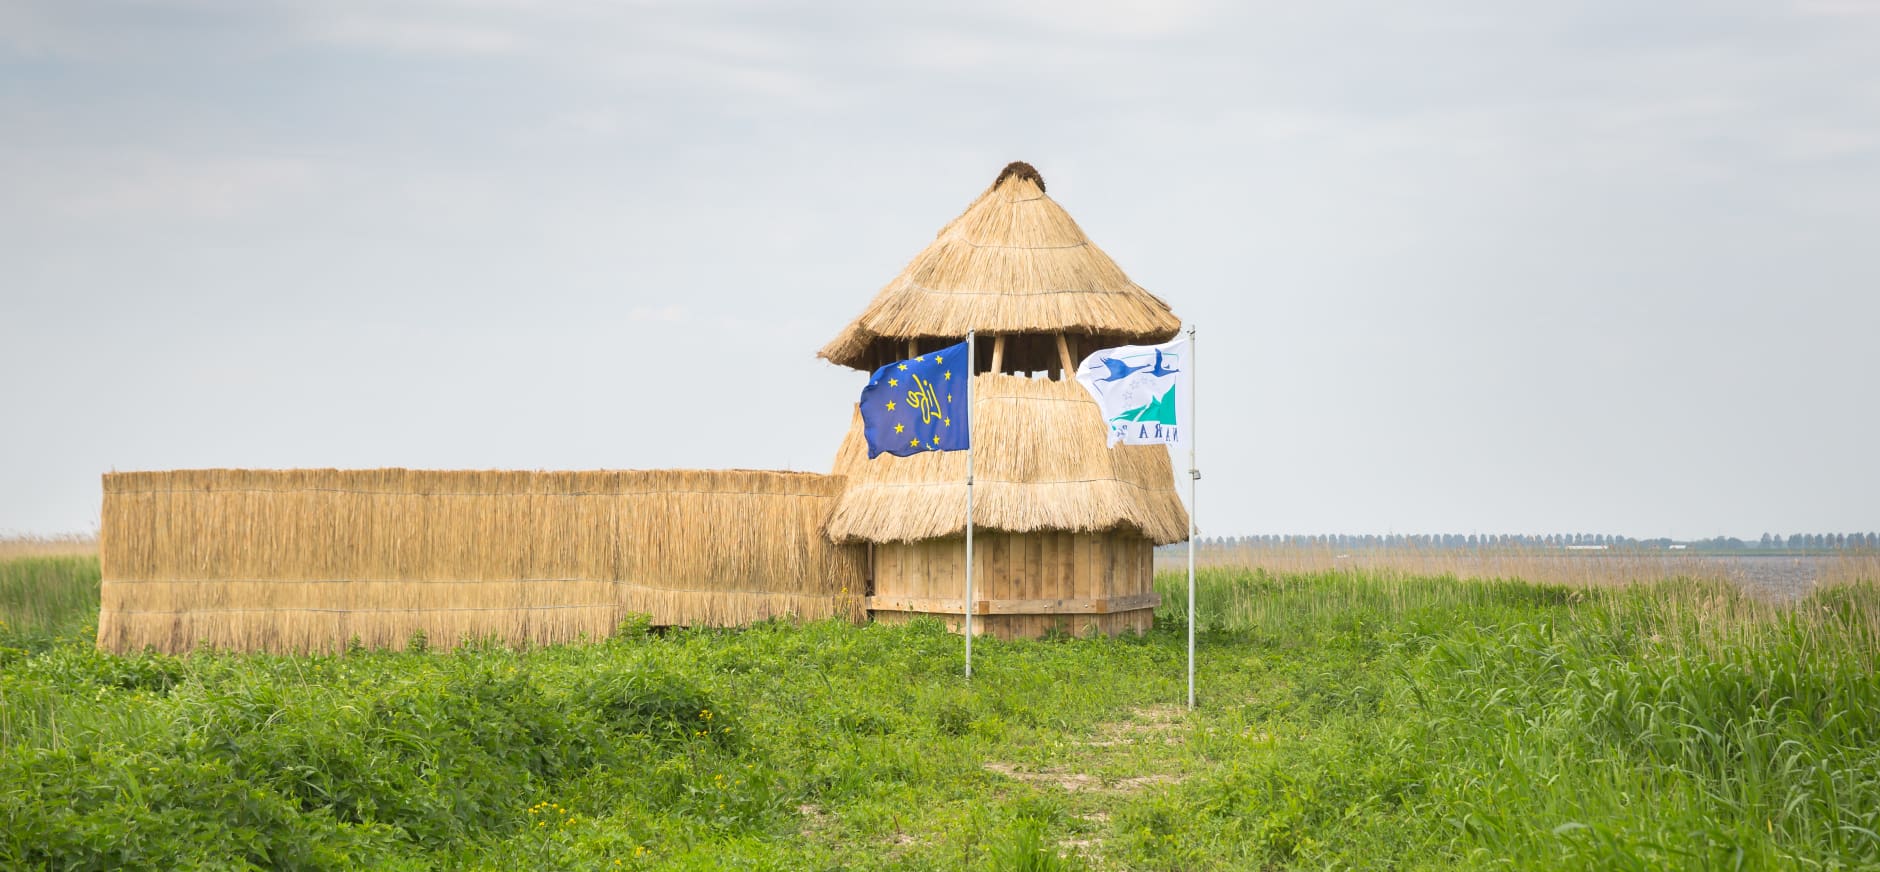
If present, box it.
[627,304,686,323]
[1793,0,1880,17]
[2,0,1878,536]
[991,0,1222,39]
[40,152,319,220]
[1777,127,1880,161]
[308,12,524,55]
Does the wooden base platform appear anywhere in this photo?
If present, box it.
[865,529,1158,639]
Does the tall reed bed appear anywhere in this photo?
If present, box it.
[1823,550,1880,587]
[1155,566,1880,868]
[0,535,96,560]
[0,555,99,644]
[1164,541,1871,597]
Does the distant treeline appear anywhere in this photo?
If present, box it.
[1194,533,1880,551]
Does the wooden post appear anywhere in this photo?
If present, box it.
[990,335,1006,374]
[907,339,920,360]
[1054,333,1075,379]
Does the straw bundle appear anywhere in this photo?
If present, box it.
[818,161,1181,372]
[825,374,1190,545]
[99,469,865,653]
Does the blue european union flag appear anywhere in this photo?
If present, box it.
[860,340,972,458]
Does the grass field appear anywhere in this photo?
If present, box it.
[3,554,1878,869]
[0,554,99,646]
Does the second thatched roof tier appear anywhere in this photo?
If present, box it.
[818,162,1182,372]
[825,373,1190,545]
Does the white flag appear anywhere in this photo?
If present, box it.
[1075,336,1190,449]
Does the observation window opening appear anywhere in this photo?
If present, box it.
[876,332,1092,382]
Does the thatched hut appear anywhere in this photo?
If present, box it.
[822,161,1189,639]
[91,161,1186,654]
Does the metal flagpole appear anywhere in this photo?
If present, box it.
[965,329,976,680]
[1187,325,1198,710]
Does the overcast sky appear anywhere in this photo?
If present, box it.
[3,0,1877,540]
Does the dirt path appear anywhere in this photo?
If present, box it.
[979,704,1193,865]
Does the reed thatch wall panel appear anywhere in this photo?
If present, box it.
[826,374,1190,545]
[99,469,866,653]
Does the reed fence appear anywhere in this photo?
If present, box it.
[99,468,865,653]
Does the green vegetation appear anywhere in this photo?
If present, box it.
[0,554,99,648]
[2,556,1877,869]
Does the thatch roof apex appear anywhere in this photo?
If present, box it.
[993,160,1046,192]
[818,161,1180,371]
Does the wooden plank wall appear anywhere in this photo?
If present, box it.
[868,530,1157,639]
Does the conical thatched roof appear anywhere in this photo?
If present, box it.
[818,162,1181,372]
[825,374,1189,545]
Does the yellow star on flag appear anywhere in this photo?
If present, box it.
[887,378,898,387]
[897,364,907,371]
[886,400,896,411]
[909,439,919,447]
[935,355,943,363]
[894,423,904,433]
[915,356,924,361]
[943,371,950,380]
[943,418,950,426]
